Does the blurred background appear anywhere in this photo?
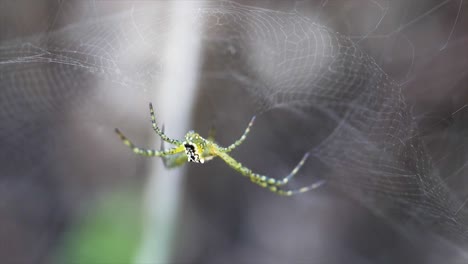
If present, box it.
[1,0,468,263]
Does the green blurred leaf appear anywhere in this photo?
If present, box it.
[57,191,142,263]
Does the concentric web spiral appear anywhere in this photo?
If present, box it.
[196,2,468,248]
[1,0,468,260]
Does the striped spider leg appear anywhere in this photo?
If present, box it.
[115,103,325,196]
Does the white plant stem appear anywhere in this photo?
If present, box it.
[133,2,203,263]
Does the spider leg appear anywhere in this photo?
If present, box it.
[159,125,169,167]
[272,179,326,196]
[220,116,256,153]
[207,122,216,142]
[162,154,190,168]
[115,128,184,157]
[215,150,324,195]
[273,152,310,186]
[160,125,169,167]
[149,102,183,145]
[159,126,188,168]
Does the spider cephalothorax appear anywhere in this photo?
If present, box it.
[183,131,207,163]
[115,102,325,196]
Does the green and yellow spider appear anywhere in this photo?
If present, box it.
[115,103,325,196]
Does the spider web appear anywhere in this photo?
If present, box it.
[196,0,468,250]
[1,0,468,262]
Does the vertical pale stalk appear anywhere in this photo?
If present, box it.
[134,2,203,264]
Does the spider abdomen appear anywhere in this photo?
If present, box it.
[184,142,203,163]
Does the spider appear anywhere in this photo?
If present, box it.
[115,103,325,196]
